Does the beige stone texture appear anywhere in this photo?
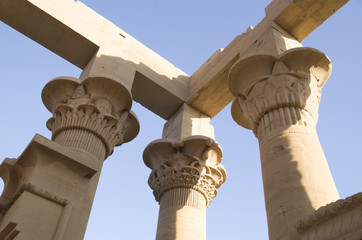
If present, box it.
[143,136,226,240]
[42,76,139,162]
[0,134,99,240]
[296,192,362,240]
[0,0,355,239]
[0,0,188,119]
[162,104,215,141]
[265,0,349,41]
[229,47,340,240]
[187,0,349,118]
[187,22,302,119]
[0,0,349,120]
[0,76,139,239]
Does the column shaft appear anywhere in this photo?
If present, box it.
[259,123,338,240]
[157,188,206,240]
[229,48,339,240]
[54,129,106,161]
[144,136,226,240]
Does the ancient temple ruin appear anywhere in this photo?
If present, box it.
[0,0,361,239]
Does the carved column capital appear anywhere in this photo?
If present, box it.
[42,76,139,160]
[228,47,331,138]
[228,48,339,240]
[143,136,226,206]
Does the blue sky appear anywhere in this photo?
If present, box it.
[0,1,361,239]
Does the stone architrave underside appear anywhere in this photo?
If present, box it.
[0,0,361,240]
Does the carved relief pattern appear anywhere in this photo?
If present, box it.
[145,139,226,206]
[295,192,362,233]
[237,62,321,139]
[46,85,128,158]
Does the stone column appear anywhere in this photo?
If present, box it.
[0,76,139,239]
[143,136,226,240]
[228,47,339,240]
[36,77,139,239]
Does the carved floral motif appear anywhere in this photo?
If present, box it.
[229,48,331,138]
[42,77,139,159]
[143,136,226,206]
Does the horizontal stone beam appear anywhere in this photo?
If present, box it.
[0,0,189,119]
[0,0,349,120]
[0,0,98,69]
[187,0,349,118]
[266,0,349,41]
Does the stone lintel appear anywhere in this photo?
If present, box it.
[187,0,347,117]
[131,72,186,120]
[0,0,98,69]
[0,0,348,120]
[265,0,350,41]
[0,0,189,119]
[187,21,302,118]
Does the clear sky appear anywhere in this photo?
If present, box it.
[0,1,361,239]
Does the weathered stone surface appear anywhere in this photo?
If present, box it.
[0,0,348,120]
[144,136,226,240]
[0,0,189,119]
[229,47,331,135]
[42,76,139,162]
[0,0,356,239]
[296,192,362,240]
[162,104,215,141]
[0,75,140,239]
[0,135,99,240]
[229,47,339,240]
